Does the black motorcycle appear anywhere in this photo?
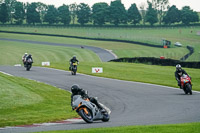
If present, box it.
[25,58,33,71]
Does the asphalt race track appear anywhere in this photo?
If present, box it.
[0,66,200,133]
[0,38,116,62]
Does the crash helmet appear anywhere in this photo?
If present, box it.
[176,64,182,72]
[25,53,28,56]
[73,55,76,59]
[71,84,80,94]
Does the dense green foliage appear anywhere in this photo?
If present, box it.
[109,0,127,26]
[92,2,109,26]
[181,6,199,25]
[26,2,41,24]
[0,72,77,127]
[13,1,25,24]
[128,3,141,25]
[0,0,199,26]
[163,5,181,25]
[77,3,91,26]
[145,2,158,26]
[0,3,9,23]
[58,5,71,25]
[44,5,58,25]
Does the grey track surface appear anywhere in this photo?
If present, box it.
[0,38,116,62]
[0,66,200,133]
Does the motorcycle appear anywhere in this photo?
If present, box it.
[72,95,111,123]
[25,58,33,71]
[71,63,77,75]
[180,74,192,95]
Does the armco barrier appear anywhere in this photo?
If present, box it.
[110,57,200,69]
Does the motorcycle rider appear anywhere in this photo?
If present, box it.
[175,64,189,88]
[25,54,33,66]
[22,53,28,66]
[69,55,79,70]
[71,84,105,112]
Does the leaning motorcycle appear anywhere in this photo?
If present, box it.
[71,63,77,75]
[180,74,192,95]
[25,58,33,71]
[72,95,111,123]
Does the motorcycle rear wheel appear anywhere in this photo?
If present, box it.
[79,108,93,123]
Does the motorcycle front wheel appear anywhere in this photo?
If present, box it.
[186,83,192,95]
[79,108,93,123]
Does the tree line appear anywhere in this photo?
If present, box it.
[0,0,199,26]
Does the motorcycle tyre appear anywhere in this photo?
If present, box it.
[79,108,93,123]
[186,83,192,95]
[102,112,110,122]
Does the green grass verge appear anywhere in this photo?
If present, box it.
[0,26,200,61]
[0,72,77,127]
[37,122,200,133]
[0,38,101,65]
[0,33,188,61]
[0,33,199,91]
[50,62,200,92]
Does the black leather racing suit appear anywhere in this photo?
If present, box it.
[71,88,103,110]
[175,69,188,87]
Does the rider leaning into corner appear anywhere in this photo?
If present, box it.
[175,64,190,88]
[71,84,105,112]
[69,55,79,70]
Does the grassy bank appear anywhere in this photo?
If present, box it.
[0,34,199,91]
[0,72,77,127]
[50,62,200,92]
[38,122,200,133]
[0,33,188,61]
[0,26,200,61]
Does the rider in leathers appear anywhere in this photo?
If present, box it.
[69,56,79,70]
[71,84,105,112]
[175,64,189,88]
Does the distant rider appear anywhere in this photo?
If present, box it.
[71,84,105,112]
[22,53,28,66]
[175,64,189,88]
[69,55,79,70]
[25,54,33,66]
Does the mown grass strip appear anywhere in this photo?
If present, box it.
[0,72,77,127]
[37,122,200,133]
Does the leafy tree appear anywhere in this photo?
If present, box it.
[4,0,16,23]
[26,2,40,24]
[145,2,158,26]
[13,1,25,24]
[152,0,169,25]
[77,3,91,25]
[35,2,47,23]
[163,5,181,25]
[128,3,141,25]
[139,2,147,25]
[0,3,9,23]
[69,3,77,25]
[92,2,109,26]
[44,5,58,25]
[109,0,127,26]
[181,6,199,25]
[58,4,71,25]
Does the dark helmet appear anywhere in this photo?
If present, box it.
[176,64,182,72]
[71,84,80,94]
[73,55,76,59]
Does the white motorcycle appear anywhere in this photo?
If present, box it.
[72,95,111,123]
